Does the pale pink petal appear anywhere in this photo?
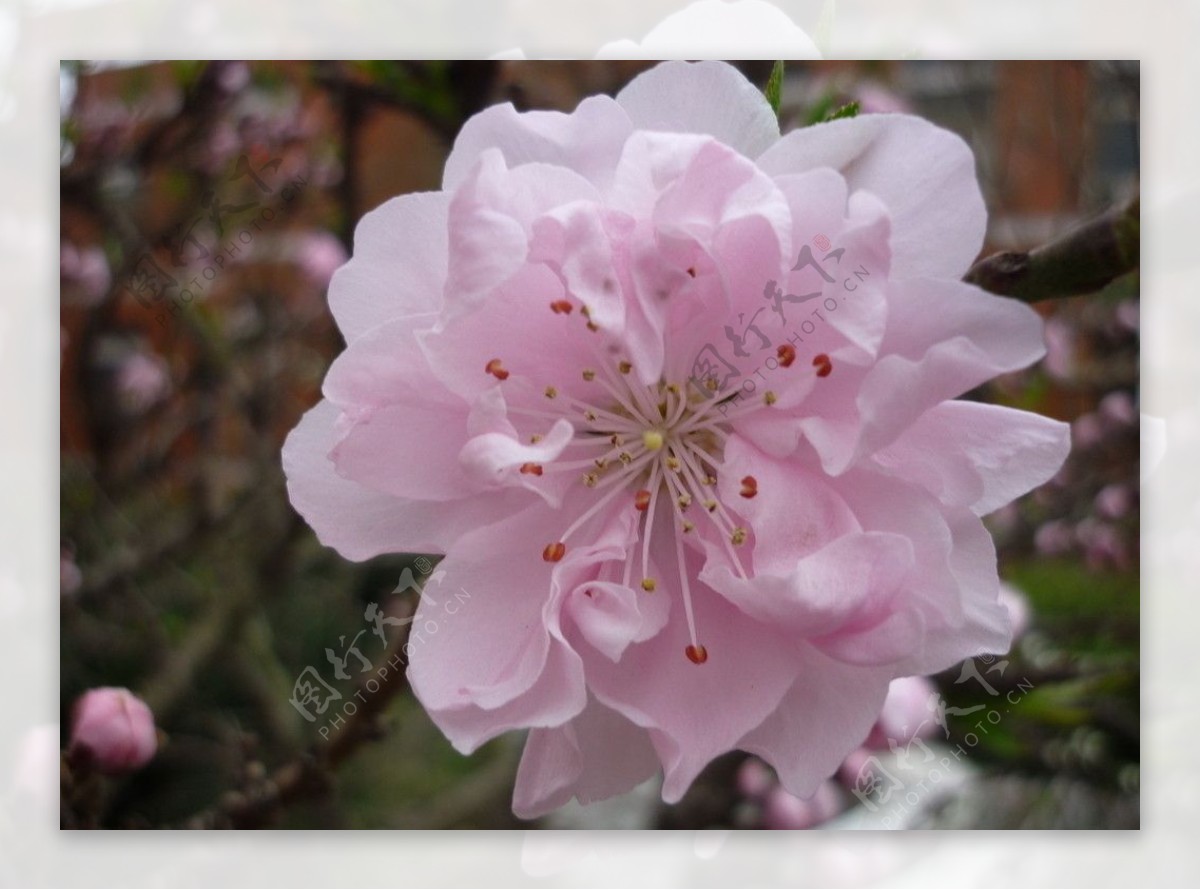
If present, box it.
[740,647,893,799]
[327,191,447,342]
[616,61,780,160]
[584,550,801,803]
[281,400,526,560]
[838,278,1047,473]
[513,696,660,819]
[443,95,632,193]
[564,580,670,663]
[873,401,1073,515]
[757,113,986,279]
[406,504,588,753]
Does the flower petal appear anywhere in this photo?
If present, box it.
[874,401,1072,515]
[281,400,525,559]
[327,191,448,343]
[757,114,986,279]
[513,696,660,820]
[739,647,893,798]
[443,95,632,193]
[616,60,780,160]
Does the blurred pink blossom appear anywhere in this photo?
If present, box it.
[68,688,157,774]
[115,350,171,415]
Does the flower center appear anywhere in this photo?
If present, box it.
[485,299,800,664]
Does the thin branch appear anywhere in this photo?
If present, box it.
[964,195,1139,302]
[180,603,415,829]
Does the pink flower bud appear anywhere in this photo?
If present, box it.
[761,780,842,830]
[867,675,938,748]
[69,687,157,774]
[736,757,774,800]
[999,582,1032,639]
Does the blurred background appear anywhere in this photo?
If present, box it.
[59,60,1139,829]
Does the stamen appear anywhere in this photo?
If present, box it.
[582,369,596,381]
[641,578,657,592]
[777,343,796,368]
[739,476,758,498]
[763,391,778,406]
[731,527,747,546]
[485,358,509,381]
[544,386,559,399]
[672,501,705,665]
[813,353,833,377]
[519,463,544,476]
[550,299,573,315]
[618,360,633,375]
[634,489,652,512]
[543,542,566,562]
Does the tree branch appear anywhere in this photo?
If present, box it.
[964,196,1139,302]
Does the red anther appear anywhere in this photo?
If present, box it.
[549,299,573,315]
[777,343,797,368]
[519,463,544,476]
[739,475,758,499]
[543,542,566,562]
[686,266,697,278]
[634,489,652,512]
[813,353,833,377]
[485,358,509,381]
[685,644,709,665]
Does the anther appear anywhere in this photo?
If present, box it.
[740,476,758,498]
[641,578,657,592]
[813,353,833,377]
[618,360,633,375]
[519,463,543,476]
[634,490,652,512]
[583,472,599,488]
[543,542,566,562]
[485,358,509,381]
[685,644,709,665]
[619,452,634,465]
[549,299,573,315]
[682,520,695,533]
[584,410,597,421]
[704,499,718,513]
[582,369,596,381]
[593,457,608,470]
[764,391,778,406]
[544,386,558,399]
[529,434,543,444]
[677,493,692,510]
[777,343,796,368]
[731,527,748,546]
[666,456,681,472]
[704,474,717,485]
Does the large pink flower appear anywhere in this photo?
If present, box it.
[282,61,1070,818]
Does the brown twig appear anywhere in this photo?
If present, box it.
[180,602,415,829]
[964,196,1140,302]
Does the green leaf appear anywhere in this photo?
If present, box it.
[823,100,860,122]
[764,60,785,118]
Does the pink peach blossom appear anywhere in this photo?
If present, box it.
[282,61,1070,817]
[69,687,157,774]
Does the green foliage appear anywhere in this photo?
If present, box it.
[764,61,785,118]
